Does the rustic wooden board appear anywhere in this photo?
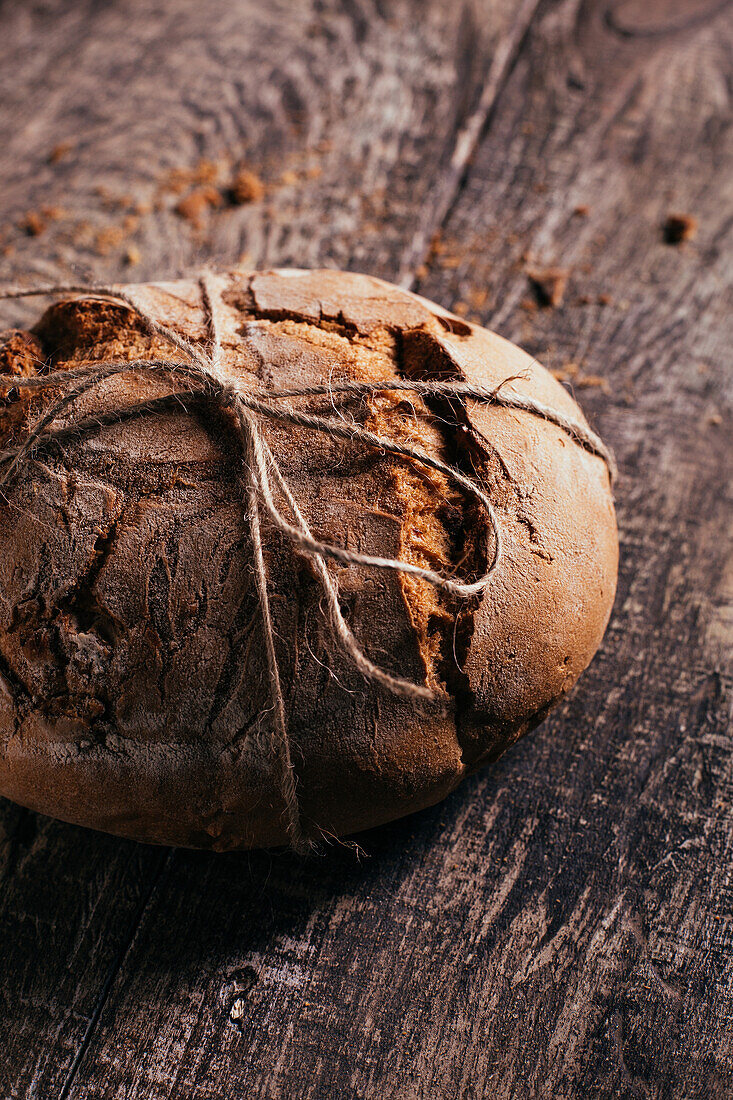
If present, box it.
[0,0,731,1098]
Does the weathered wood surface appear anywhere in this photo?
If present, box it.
[0,0,731,1097]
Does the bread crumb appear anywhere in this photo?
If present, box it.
[229,167,264,205]
[577,375,611,393]
[19,206,63,236]
[527,267,570,308]
[597,293,613,306]
[552,361,579,382]
[453,301,469,316]
[94,225,126,255]
[48,141,74,165]
[124,244,141,266]
[573,204,590,217]
[175,186,222,227]
[663,212,697,244]
[707,412,722,426]
[552,361,610,394]
[467,287,489,310]
[163,158,222,195]
[20,211,47,236]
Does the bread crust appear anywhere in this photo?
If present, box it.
[0,270,618,848]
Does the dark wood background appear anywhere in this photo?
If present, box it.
[1,1,731,1096]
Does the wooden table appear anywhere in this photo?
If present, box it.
[1,2,731,1096]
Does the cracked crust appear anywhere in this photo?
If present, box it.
[0,270,618,849]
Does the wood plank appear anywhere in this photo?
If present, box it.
[0,0,539,1095]
[58,2,733,1097]
[0,810,170,1098]
[29,1,731,1098]
[0,0,535,303]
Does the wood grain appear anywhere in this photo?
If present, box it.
[0,0,535,302]
[0,0,731,1097]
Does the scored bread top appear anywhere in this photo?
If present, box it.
[0,270,617,848]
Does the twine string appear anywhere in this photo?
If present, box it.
[0,277,615,851]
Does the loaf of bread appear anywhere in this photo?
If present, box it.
[0,270,617,849]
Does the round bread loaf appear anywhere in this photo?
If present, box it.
[0,270,617,849]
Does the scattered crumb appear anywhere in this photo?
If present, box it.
[534,182,548,194]
[229,167,264,205]
[663,212,697,244]
[707,412,722,426]
[427,231,444,258]
[576,292,623,308]
[19,207,63,236]
[453,301,469,316]
[552,361,580,382]
[124,244,141,266]
[414,264,428,279]
[48,141,73,165]
[551,361,611,394]
[467,287,489,310]
[573,204,590,217]
[279,169,300,187]
[163,158,222,196]
[520,297,538,313]
[94,225,126,255]
[20,212,44,236]
[527,267,570,308]
[174,186,222,228]
[577,374,611,393]
[305,165,323,180]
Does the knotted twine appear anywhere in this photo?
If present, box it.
[0,276,615,851]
